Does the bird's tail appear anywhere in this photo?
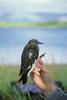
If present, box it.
[18,73,27,84]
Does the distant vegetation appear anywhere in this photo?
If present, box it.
[0,64,67,100]
[0,21,67,28]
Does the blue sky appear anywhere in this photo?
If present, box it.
[0,0,67,22]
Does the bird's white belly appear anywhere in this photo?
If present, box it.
[28,63,36,77]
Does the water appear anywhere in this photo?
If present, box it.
[0,27,67,64]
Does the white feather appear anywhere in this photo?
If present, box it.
[28,63,35,77]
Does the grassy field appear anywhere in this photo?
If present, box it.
[0,64,67,99]
[0,21,67,28]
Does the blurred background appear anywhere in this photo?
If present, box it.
[0,0,67,64]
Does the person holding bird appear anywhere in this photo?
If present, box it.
[17,39,67,100]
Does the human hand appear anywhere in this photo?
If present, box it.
[32,58,56,95]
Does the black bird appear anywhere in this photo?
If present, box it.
[18,39,44,84]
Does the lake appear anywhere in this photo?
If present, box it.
[0,27,67,64]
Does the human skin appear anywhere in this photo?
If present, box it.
[32,58,57,95]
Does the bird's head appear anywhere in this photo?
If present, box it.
[28,39,44,45]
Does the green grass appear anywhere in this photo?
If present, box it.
[0,21,67,28]
[0,65,19,100]
[0,64,67,100]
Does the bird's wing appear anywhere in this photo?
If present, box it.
[20,48,39,75]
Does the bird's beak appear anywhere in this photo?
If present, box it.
[38,41,44,44]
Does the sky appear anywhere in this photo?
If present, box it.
[0,0,67,22]
[0,0,67,64]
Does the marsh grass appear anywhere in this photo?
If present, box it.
[0,64,67,100]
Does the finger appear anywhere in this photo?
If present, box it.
[33,69,40,75]
[35,67,40,71]
[35,63,42,69]
[37,58,44,65]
